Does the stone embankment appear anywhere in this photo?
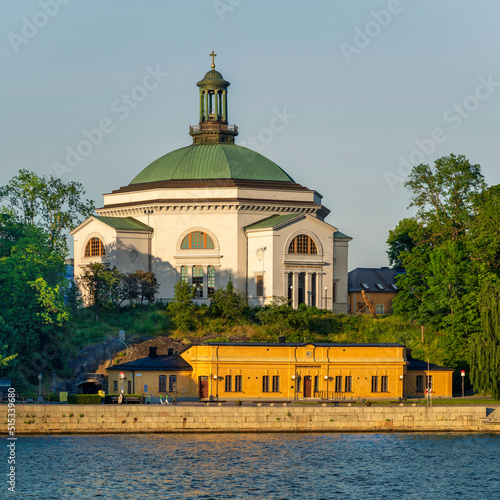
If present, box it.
[3,404,500,434]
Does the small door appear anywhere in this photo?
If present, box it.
[199,376,209,399]
[304,376,312,398]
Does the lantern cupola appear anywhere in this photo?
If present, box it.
[189,51,238,144]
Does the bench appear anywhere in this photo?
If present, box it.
[111,396,142,404]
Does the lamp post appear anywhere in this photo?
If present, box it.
[213,374,218,401]
[324,286,328,310]
[324,375,330,400]
[38,373,43,403]
[144,209,154,272]
[292,373,300,402]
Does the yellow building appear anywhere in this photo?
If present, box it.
[107,342,453,401]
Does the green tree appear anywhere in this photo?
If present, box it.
[0,227,68,384]
[470,277,500,399]
[208,278,247,324]
[388,155,488,365]
[75,262,113,322]
[168,279,196,331]
[0,169,95,253]
[132,270,160,310]
[256,296,308,339]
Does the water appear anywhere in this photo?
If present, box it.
[4,433,499,499]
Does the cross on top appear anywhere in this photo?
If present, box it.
[210,50,217,68]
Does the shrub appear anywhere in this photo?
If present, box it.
[67,394,102,404]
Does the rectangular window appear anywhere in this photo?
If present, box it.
[381,376,388,392]
[193,266,203,298]
[256,275,264,297]
[113,381,117,392]
[128,381,132,394]
[225,375,232,392]
[159,375,167,392]
[181,266,188,283]
[345,376,352,392]
[272,375,280,392]
[416,375,424,392]
[234,375,242,392]
[207,266,215,297]
[376,304,385,315]
[314,375,319,393]
[169,375,177,392]
[262,376,269,392]
[371,376,379,392]
[296,377,301,393]
[426,376,433,391]
[335,376,342,392]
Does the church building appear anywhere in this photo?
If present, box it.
[71,54,352,311]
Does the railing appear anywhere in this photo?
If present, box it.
[189,124,238,133]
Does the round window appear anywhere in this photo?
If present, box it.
[306,351,312,357]
[129,250,138,262]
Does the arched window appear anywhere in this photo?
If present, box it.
[181,231,214,249]
[288,235,317,254]
[84,237,106,257]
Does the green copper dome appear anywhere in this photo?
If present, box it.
[129,144,295,185]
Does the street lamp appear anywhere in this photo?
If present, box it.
[144,209,154,272]
[292,373,300,402]
[324,286,328,309]
[38,373,43,403]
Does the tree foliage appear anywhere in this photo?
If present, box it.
[208,278,247,324]
[76,264,159,319]
[470,278,500,399]
[0,169,95,253]
[388,154,500,368]
[168,279,196,331]
[0,220,68,384]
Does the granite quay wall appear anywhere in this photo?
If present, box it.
[2,404,499,434]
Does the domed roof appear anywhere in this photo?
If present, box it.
[129,144,295,185]
[197,69,229,88]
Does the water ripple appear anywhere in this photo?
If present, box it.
[4,433,499,499]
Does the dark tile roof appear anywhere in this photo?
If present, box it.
[407,358,454,371]
[205,342,405,348]
[348,267,405,293]
[107,355,193,372]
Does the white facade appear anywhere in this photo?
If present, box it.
[72,180,351,312]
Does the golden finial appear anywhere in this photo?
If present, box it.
[209,50,217,69]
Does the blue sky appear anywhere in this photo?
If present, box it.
[2,0,500,269]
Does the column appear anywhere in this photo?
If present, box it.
[306,272,313,306]
[204,91,209,120]
[292,272,299,309]
[223,90,228,122]
[214,90,218,119]
[282,272,288,300]
[317,272,324,309]
[203,266,208,299]
[199,90,204,122]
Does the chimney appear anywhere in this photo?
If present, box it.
[149,346,158,358]
[167,348,174,356]
[278,335,286,344]
[406,348,412,360]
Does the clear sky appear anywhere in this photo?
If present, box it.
[2,0,500,270]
